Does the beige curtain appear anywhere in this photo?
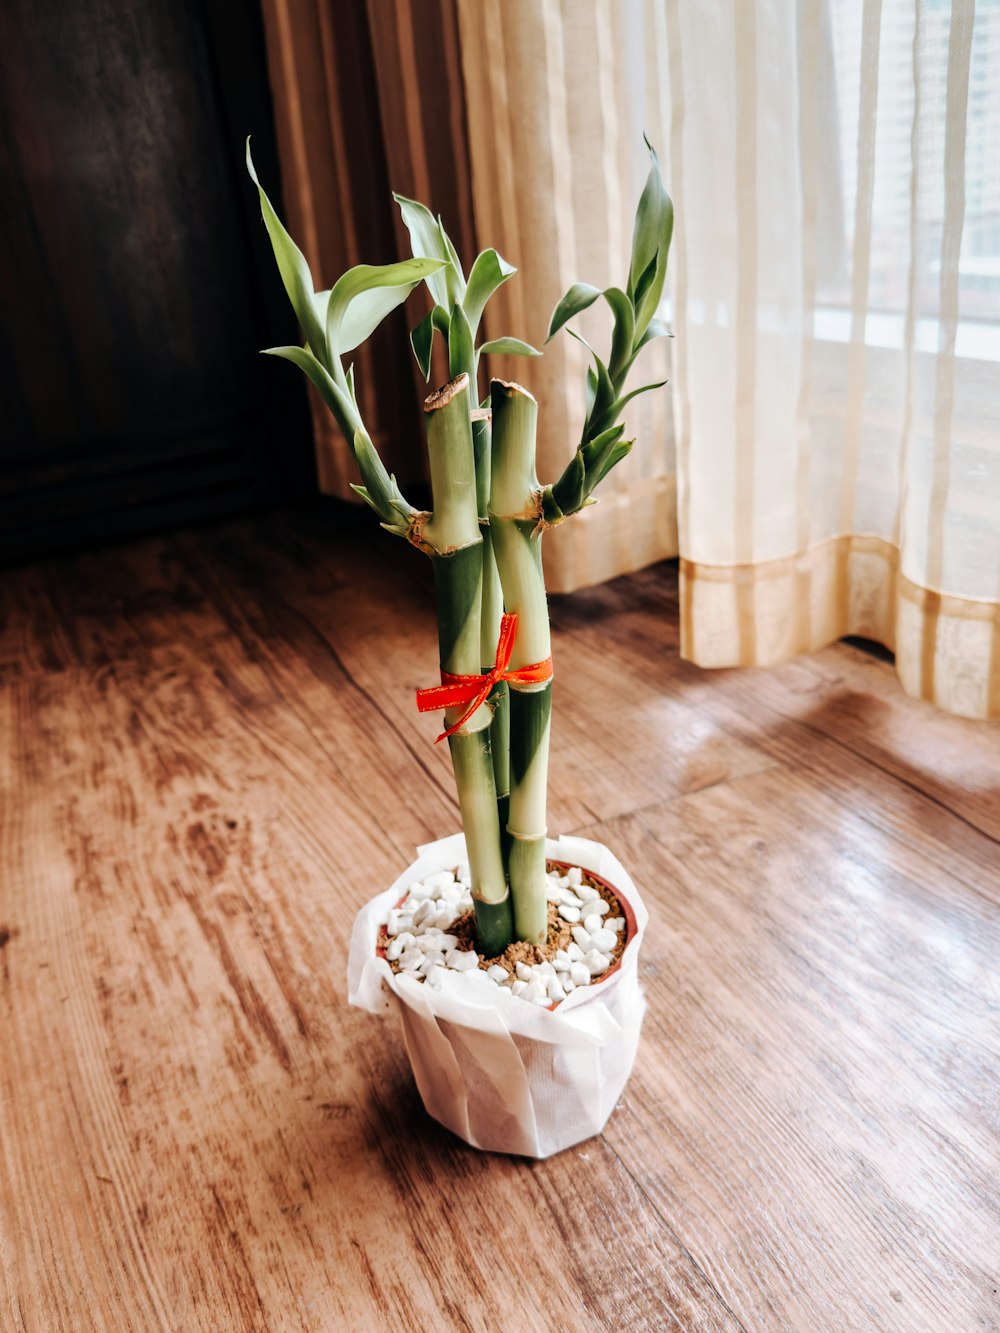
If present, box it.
[653,0,1000,719]
[262,0,1000,719]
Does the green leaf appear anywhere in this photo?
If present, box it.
[636,317,672,352]
[448,303,475,380]
[602,286,635,384]
[593,378,669,435]
[339,281,420,353]
[630,147,674,335]
[438,218,466,304]
[583,351,616,438]
[550,449,587,516]
[410,308,436,381]
[326,258,446,361]
[584,364,599,419]
[581,423,626,474]
[593,436,634,486]
[393,193,457,309]
[475,337,542,370]
[247,138,327,363]
[547,282,601,341]
[262,345,360,439]
[463,249,516,333]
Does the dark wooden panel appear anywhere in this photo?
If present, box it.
[0,0,313,558]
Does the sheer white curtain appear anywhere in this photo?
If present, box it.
[455,0,1000,718]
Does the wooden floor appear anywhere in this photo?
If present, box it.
[1,504,998,1333]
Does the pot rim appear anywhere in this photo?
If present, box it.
[376,855,638,1011]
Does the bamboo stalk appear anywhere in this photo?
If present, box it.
[473,413,511,872]
[424,375,513,955]
[488,380,551,944]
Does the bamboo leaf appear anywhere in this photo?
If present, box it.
[625,139,674,339]
[603,286,635,384]
[432,305,451,337]
[592,378,669,435]
[246,138,327,362]
[411,308,436,380]
[636,317,672,351]
[393,193,450,305]
[463,249,516,333]
[627,138,669,301]
[339,280,421,353]
[584,352,616,438]
[547,282,601,341]
[448,303,475,380]
[475,337,541,372]
[438,218,466,304]
[550,449,586,517]
[262,345,360,438]
[580,423,625,473]
[327,259,446,361]
[593,436,634,485]
[584,364,599,419]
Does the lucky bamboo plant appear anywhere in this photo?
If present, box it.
[248,137,672,958]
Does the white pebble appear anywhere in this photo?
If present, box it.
[547,975,567,1003]
[407,881,431,900]
[571,926,593,951]
[590,928,617,952]
[609,917,626,933]
[424,966,445,989]
[531,991,551,1007]
[419,950,446,973]
[397,948,424,971]
[584,949,610,976]
[412,900,435,928]
[511,980,527,996]
[583,913,603,935]
[563,977,576,993]
[487,964,509,983]
[567,942,584,962]
[447,949,480,972]
[553,949,572,972]
[386,931,414,961]
[522,981,546,1003]
[570,961,591,986]
[538,961,554,976]
[567,867,583,887]
[558,905,580,923]
[592,899,610,916]
[577,882,599,902]
[515,961,534,982]
[386,909,412,937]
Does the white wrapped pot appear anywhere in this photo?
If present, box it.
[348,832,648,1159]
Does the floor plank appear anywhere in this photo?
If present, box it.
[1,504,998,1332]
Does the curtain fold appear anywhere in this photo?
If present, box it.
[659,0,1000,719]
[260,0,999,719]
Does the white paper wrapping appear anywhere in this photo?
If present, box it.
[348,833,648,1159]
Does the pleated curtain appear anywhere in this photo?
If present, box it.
[260,0,1000,720]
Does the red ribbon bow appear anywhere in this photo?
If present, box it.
[416,612,553,742]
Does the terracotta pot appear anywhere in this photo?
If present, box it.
[348,833,648,1159]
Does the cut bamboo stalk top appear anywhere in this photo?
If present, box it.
[425,373,469,412]
[492,378,537,404]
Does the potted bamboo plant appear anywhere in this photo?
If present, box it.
[248,138,672,1157]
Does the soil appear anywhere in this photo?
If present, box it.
[381,861,628,979]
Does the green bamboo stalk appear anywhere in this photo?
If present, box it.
[473,412,511,871]
[424,375,513,956]
[488,380,551,944]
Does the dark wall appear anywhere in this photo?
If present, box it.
[0,0,313,561]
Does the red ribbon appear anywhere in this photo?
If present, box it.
[416,612,553,742]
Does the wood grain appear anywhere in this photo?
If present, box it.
[1,504,997,1332]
